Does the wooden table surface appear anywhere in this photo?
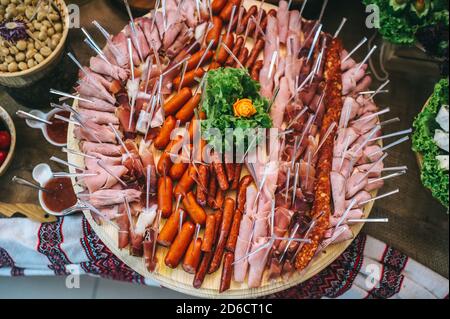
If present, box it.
[0,0,448,278]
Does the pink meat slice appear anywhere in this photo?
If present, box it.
[247,237,270,288]
[331,171,346,217]
[78,108,119,125]
[81,142,122,156]
[89,56,129,82]
[347,190,372,209]
[124,22,151,61]
[270,77,290,129]
[78,97,116,113]
[233,214,253,283]
[89,189,142,207]
[277,0,290,44]
[85,152,122,170]
[76,79,116,105]
[345,170,368,199]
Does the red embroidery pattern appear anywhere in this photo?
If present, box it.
[265,234,366,299]
[37,218,72,275]
[79,217,144,284]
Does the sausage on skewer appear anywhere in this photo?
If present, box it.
[205,16,223,48]
[163,87,192,115]
[182,192,207,226]
[219,252,234,293]
[208,197,235,273]
[165,221,195,268]
[157,208,187,246]
[157,176,173,218]
[183,238,203,274]
[154,115,177,150]
[201,214,216,252]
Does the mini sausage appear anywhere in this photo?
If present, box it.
[157,136,181,176]
[196,164,209,207]
[225,208,242,252]
[175,94,201,123]
[154,115,177,150]
[219,0,241,22]
[235,47,249,67]
[187,49,214,71]
[213,160,230,191]
[219,252,234,293]
[193,251,213,289]
[225,163,235,183]
[245,38,265,69]
[174,165,197,197]
[201,214,216,252]
[236,175,253,212]
[182,192,207,226]
[214,188,225,210]
[157,176,173,218]
[205,16,223,48]
[165,221,195,268]
[169,162,189,180]
[237,5,257,34]
[215,33,234,64]
[207,173,218,208]
[173,68,205,91]
[163,87,193,115]
[211,0,227,14]
[250,60,263,81]
[208,197,235,273]
[231,164,242,190]
[157,208,187,246]
[225,36,244,66]
[182,238,203,274]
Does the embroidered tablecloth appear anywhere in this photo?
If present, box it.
[0,216,448,299]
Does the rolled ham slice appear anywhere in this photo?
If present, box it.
[81,142,122,156]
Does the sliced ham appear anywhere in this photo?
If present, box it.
[137,17,162,53]
[81,142,122,156]
[78,97,116,113]
[76,79,116,105]
[85,152,122,170]
[78,108,119,125]
[345,170,368,199]
[331,171,346,217]
[89,56,129,82]
[247,237,270,288]
[89,189,142,207]
[277,0,290,44]
[348,190,372,209]
[124,22,151,61]
[270,77,290,129]
[82,165,128,193]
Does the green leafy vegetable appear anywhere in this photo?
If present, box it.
[201,68,272,152]
[412,78,449,209]
[363,0,449,47]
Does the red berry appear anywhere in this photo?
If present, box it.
[0,150,7,166]
[0,131,11,150]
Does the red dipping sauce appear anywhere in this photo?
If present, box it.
[42,177,78,212]
[46,111,70,144]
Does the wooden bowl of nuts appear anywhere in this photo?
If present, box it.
[0,0,69,88]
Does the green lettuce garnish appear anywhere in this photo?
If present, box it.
[412,78,449,209]
[201,68,272,153]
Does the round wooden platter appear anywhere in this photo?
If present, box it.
[67,0,375,298]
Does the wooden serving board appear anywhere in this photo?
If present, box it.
[67,0,375,298]
[0,202,57,223]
